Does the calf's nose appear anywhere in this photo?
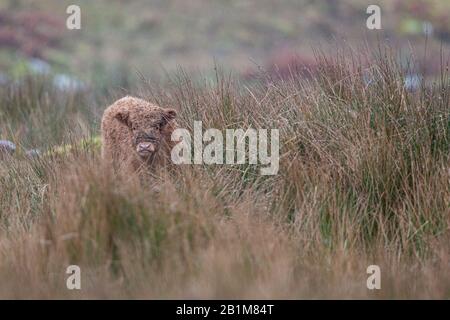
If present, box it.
[138,142,156,152]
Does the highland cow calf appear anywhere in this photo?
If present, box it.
[101,96,177,173]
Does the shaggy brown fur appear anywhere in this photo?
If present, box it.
[101,96,178,173]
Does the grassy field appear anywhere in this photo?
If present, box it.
[0,45,449,298]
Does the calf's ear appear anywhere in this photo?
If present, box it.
[163,108,177,121]
[115,110,132,127]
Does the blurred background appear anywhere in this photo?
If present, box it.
[0,0,449,91]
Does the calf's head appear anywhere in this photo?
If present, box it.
[115,106,177,159]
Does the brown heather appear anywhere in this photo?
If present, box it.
[0,46,449,298]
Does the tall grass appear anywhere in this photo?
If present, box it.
[0,46,449,298]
